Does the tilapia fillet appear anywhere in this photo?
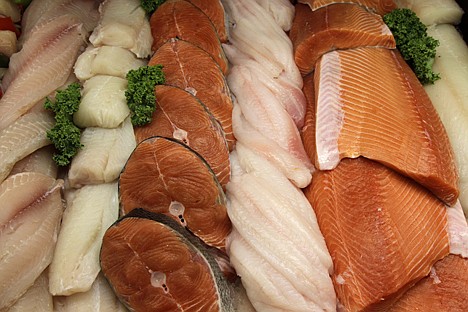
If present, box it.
[313,47,459,205]
[304,157,450,311]
[298,0,397,15]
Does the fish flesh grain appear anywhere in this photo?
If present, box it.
[186,0,229,43]
[312,47,459,205]
[226,147,336,312]
[89,0,152,58]
[424,24,468,217]
[68,117,136,188]
[0,17,86,130]
[73,75,130,129]
[74,45,146,81]
[254,0,295,31]
[0,112,54,184]
[298,0,397,15]
[9,146,58,179]
[49,183,119,296]
[303,157,450,311]
[290,3,396,76]
[227,65,312,170]
[0,173,63,310]
[3,271,53,312]
[149,39,235,150]
[119,137,231,250]
[387,255,468,311]
[53,274,128,312]
[222,0,303,89]
[446,202,468,258]
[101,209,250,312]
[150,0,228,74]
[300,74,317,163]
[394,0,464,25]
[134,85,231,189]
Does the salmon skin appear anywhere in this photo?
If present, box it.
[298,0,397,15]
[304,157,450,312]
[290,3,395,76]
[312,47,459,205]
[149,39,235,151]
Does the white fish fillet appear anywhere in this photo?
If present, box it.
[9,146,58,179]
[0,20,86,130]
[5,271,53,312]
[395,0,464,25]
[73,75,130,128]
[254,0,295,31]
[74,45,146,81]
[48,183,119,296]
[424,24,468,218]
[447,201,468,258]
[0,173,63,310]
[68,117,136,188]
[0,112,54,183]
[89,0,152,58]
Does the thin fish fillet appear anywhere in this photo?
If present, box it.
[394,0,464,25]
[446,201,468,258]
[304,157,450,311]
[6,271,53,312]
[290,3,396,76]
[388,255,468,312]
[9,146,58,179]
[298,0,397,15]
[313,47,459,205]
[149,39,234,150]
[0,22,86,131]
[254,0,295,31]
[186,0,229,43]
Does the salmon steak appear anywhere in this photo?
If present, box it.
[186,0,228,43]
[134,85,230,188]
[119,137,231,250]
[290,3,396,76]
[298,0,397,16]
[150,0,228,74]
[149,39,234,150]
[304,157,450,311]
[312,47,459,205]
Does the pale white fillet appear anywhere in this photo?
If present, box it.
[73,75,130,128]
[0,30,17,58]
[68,117,136,188]
[222,0,303,88]
[395,0,464,25]
[49,183,119,296]
[0,112,54,183]
[53,274,127,312]
[0,173,63,310]
[9,146,58,179]
[0,20,86,130]
[0,0,21,22]
[424,24,468,217]
[74,45,146,81]
[89,0,152,58]
[5,271,53,312]
[447,201,468,258]
[254,0,295,31]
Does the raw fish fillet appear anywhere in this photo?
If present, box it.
[73,75,130,129]
[304,157,450,311]
[254,0,295,31]
[134,85,230,188]
[313,47,459,205]
[149,39,234,150]
[0,173,63,310]
[68,117,136,188]
[395,0,464,25]
[0,19,86,130]
[447,202,468,258]
[290,3,396,76]
[298,0,397,15]
[150,0,228,74]
[0,112,54,183]
[300,74,317,163]
[74,45,146,81]
[49,183,119,296]
[9,146,58,179]
[6,271,53,312]
[424,24,468,217]
[89,0,152,58]
[187,0,229,43]
[388,255,468,311]
[223,0,303,88]
[226,147,336,312]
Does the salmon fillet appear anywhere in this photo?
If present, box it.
[187,0,228,43]
[149,39,235,151]
[312,47,459,205]
[150,0,228,74]
[303,157,450,311]
[300,74,317,163]
[290,3,396,76]
[298,0,397,15]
